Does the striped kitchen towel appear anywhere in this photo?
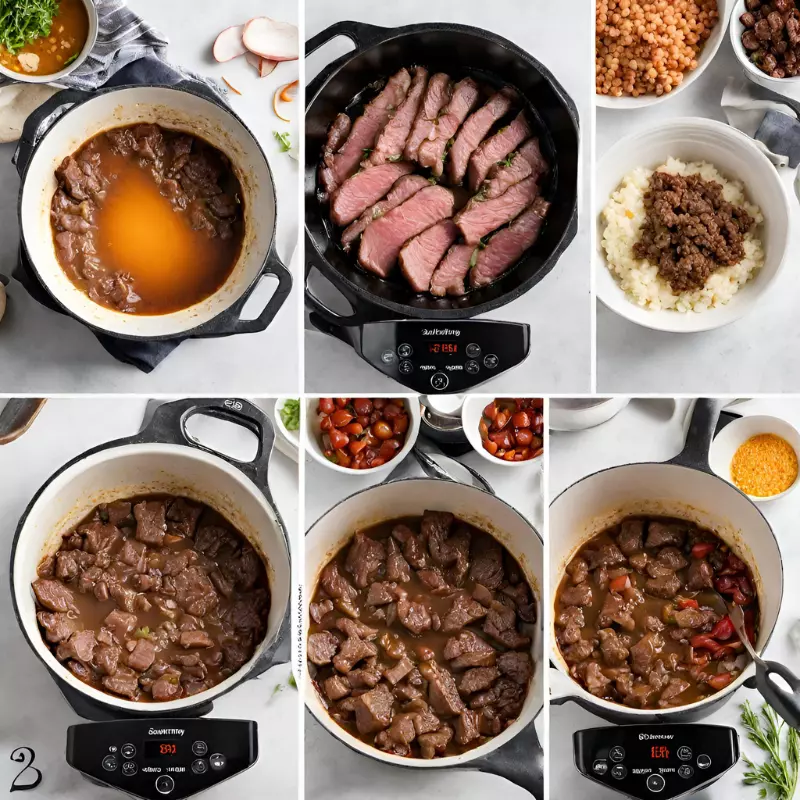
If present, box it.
[0,0,169,90]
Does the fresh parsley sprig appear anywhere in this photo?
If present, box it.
[273,130,291,153]
[741,700,800,800]
[0,0,59,55]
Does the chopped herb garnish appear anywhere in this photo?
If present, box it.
[288,673,297,689]
[386,154,402,162]
[428,175,439,185]
[362,148,372,156]
[469,248,479,268]
[133,627,151,639]
[273,131,291,152]
[0,0,59,55]
[500,152,515,167]
[63,52,78,67]
[741,701,800,800]
[279,398,300,431]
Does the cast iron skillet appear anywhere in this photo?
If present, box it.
[305,21,580,322]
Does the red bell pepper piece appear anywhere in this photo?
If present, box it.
[677,597,700,610]
[710,616,735,641]
[609,574,632,593]
[691,542,716,559]
[708,672,734,690]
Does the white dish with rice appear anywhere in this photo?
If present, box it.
[595,118,790,333]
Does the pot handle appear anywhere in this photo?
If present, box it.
[411,446,496,495]
[666,398,722,473]
[470,716,543,798]
[14,87,93,177]
[136,398,276,490]
[245,610,292,681]
[756,660,800,730]
[305,262,389,329]
[306,20,390,58]
[190,245,293,338]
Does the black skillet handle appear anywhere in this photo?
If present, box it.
[190,246,293,338]
[757,661,800,730]
[246,611,292,681]
[411,446,496,495]
[471,717,544,799]
[666,398,722,474]
[137,398,276,492]
[14,87,93,177]
[305,264,389,329]
[306,20,389,58]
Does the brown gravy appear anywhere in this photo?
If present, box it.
[0,0,88,76]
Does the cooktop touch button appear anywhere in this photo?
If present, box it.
[398,343,413,358]
[430,372,449,391]
[399,360,414,375]
[611,764,627,780]
[610,746,625,762]
[102,755,118,772]
[465,360,479,375]
[192,759,208,775]
[155,775,175,795]
[466,343,481,358]
[122,761,137,776]
[381,350,395,365]
[483,354,499,369]
[678,765,694,779]
[209,753,227,771]
[677,746,692,761]
[697,754,712,769]
[192,741,208,756]
[646,774,665,793]
[593,760,608,775]
[121,743,136,759]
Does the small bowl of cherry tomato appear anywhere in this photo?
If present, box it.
[305,397,421,475]
[462,397,544,467]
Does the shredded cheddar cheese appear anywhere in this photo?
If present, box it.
[730,433,798,497]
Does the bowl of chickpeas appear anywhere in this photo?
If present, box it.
[596,0,733,108]
[305,397,422,476]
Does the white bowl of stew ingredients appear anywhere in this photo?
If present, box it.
[462,397,544,467]
[596,0,730,108]
[0,0,98,83]
[731,0,800,94]
[709,414,800,502]
[596,117,790,332]
[274,398,300,454]
[305,397,421,476]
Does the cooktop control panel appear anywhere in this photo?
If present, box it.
[355,319,530,392]
[67,718,257,800]
[574,724,739,800]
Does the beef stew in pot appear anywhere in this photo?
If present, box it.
[50,124,245,314]
[308,510,536,758]
[555,516,759,709]
[33,494,270,702]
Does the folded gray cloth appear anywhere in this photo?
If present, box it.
[0,0,169,90]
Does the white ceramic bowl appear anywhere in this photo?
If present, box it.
[549,398,630,431]
[462,396,543,469]
[730,0,800,98]
[709,414,800,502]
[274,397,301,458]
[596,0,733,109]
[304,397,421,477]
[0,0,98,84]
[596,117,791,332]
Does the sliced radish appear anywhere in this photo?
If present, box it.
[260,58,278,78]
[242,17,298,62]
[245,51,261,73]
[213,25,246,62]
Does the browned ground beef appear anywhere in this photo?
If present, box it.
[632,171,755,293]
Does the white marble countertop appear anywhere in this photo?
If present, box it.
[0,397,299,798]
[596,31,800,393]
[303,0,592,394]
[549,398,800,799]
[0,0,300,394]
[304,396,543,799]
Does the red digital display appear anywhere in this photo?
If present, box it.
[429,343,458,354]
[145,740,179,759]
[651,746,670,759]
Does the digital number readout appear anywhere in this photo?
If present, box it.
[651,746,670,759]
[160,744,177,755]
[429,343,458,354]
[145,740,179,760]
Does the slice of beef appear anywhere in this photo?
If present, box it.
[345,531,386,589]
[659,678,691,708]
[102,668,139,699]
[687,558,714,590]
[645,572,682,599]
[459,666,500,694]
[133,500,166,546]
[309,599,334,624]
[321,113,352,182]
[330,161,416,226]
[324,675,351,701]
[385,538,412,583]
[598,593,634,630]
[165,498,202,537]
[420,660,466,716]
[455,176,539,246]
[347,661,383,689]
[358,186,455,277]
[444,630,497,669]
[36,611,78,643]
[582,662,612,697]
[369,66,429,165]
[319,562,358,601]
[455,709,481,745]
[104,609,138,643]
[320,69,412,196]
[179,630,215,649]
[354,683,394,734]
[341,174,429,251]
[563,639,594,664]
[404,72,452,161]
[467,110,532,191]
[336,618,379,641]
[392,524,428,570]
[396,596,432,635]
[441,593,488,632]
[483,600,531,649]
[398,219,459,293]
[598,628,630,667]
[418,78,481,177]
[429,243,475,297]
[80,521,122,554]
[559,583,593,607]
[468,537,504,590]
[376,712,417,755]
[448,89,516,184]
[583,542,627,570]
[128,638,157,671]
[672,607,719,629]
[32,578,77,613]
[384,655,415,685]
[56,630,96,663]
[308,631,340,665]
[95,644,122,676]
[174,567,219,616]
[483,138,549,199]
[618,519,645,555]
[497,651,532,685]
[412,703,442,736]
[630,632,664,676]
[645,520,689,548]
[151,671,182,702]
[366,581,397,606]
[333,637,378,673]
[418,725,453,759]
[567,557,589,585]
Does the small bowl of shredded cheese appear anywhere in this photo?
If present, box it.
[709,414,800,502]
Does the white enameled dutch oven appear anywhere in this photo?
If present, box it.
[550,399,784,724]
[305,473,544,796]
[10,398,291,717]
[14,81,292,340]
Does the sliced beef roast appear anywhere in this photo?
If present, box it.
[471,198,550,288]
[483,138,549,199]
[430,243,476,297]
[404,73,452,161]
[399,220,460,293]
[330,161,416,226]
[358,186,455,277]
[467,110,532,191]
[455,175,539,245]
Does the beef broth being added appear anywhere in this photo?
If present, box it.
[33,495,270,702]
[308,511,535,758]
[555,516,759,710]
[50,124,245,314]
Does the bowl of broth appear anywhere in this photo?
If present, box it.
[0,0,98,84]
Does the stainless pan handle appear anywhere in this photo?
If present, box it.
[666,398,723,473]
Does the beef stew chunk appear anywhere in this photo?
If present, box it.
[33,495,270,702]
[555,516,759,710]
[308,512,535,758]
[51,124,244,315]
